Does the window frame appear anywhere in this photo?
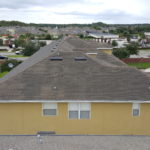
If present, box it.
[42,103,58,116]
[68,102,91,120]
[132,103,140,117]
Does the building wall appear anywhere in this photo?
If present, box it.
[0,103,150,135]
[101,49,112,55]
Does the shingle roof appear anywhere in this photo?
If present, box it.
[65,37,113,50]
[0,37,150,101]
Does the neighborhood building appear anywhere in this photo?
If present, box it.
[0,37,150,135]
[144,32,150,43]
[0,34,17,46]
[86,31,119,43]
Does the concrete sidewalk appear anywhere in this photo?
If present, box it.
[0,135,150,150]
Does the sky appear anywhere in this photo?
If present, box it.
[0,0,149,24]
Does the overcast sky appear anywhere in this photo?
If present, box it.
[0,0,149,24]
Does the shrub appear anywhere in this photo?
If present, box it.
[126,42,139,55]
[1,59,22,72]
[113,48,130,59]
[22,42,40,56]
[112,40,118,47]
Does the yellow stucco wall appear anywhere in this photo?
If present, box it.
[0,103,150,135]
[101,49,112,55]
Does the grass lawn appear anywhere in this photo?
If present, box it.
[128,63,150,69]
[0,71,8,78]
[139,49,150,51]
[6,55,27,58]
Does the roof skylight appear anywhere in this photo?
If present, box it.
[74,57,87,61]
[50,57,63,61]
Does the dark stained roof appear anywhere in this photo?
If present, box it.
[65,37,113,51]
[0,37,150,101]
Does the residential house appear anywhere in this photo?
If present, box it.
[144,32,150,43]
[0,37,150,135]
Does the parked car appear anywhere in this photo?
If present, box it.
[0,55,8,59]
[15,51,22,55]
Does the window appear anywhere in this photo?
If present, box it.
[80,103,90,119]
[69,103,79,119]
[132,103,140,116]
[68,103,90,119]
[43,103,57,116]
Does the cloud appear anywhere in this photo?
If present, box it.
[0,0,150,24]
[0,0,82,9]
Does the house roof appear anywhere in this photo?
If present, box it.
[0,37,150,101]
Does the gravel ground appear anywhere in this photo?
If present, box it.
[1,135,150,150]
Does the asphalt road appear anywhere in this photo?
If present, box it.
[0,52,29,61]
[10,57,29,61]
[0,52,15,56]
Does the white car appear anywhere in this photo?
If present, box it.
[15,51,22,55]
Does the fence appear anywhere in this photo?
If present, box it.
[122,58,150,63]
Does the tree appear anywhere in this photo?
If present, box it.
[112,40,118,47]
[25,33,35,40]
[113,48,130,59]
[127,36,131,42]
[14,35,26,47]
[22,42,40,56]
[140,33,145,39]
[14,34,35,48]
[38,41,46,47]
[79,34,84,39]
[0,20,27,26]
[126,42,139,55]
[45,34,52,40]
[13,40,19,48]
[0,39,3,46]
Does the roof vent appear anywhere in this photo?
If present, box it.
[148,87,150,90]
[74,57,87,61]
[50,56,63,61]
[37,131,56,135]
